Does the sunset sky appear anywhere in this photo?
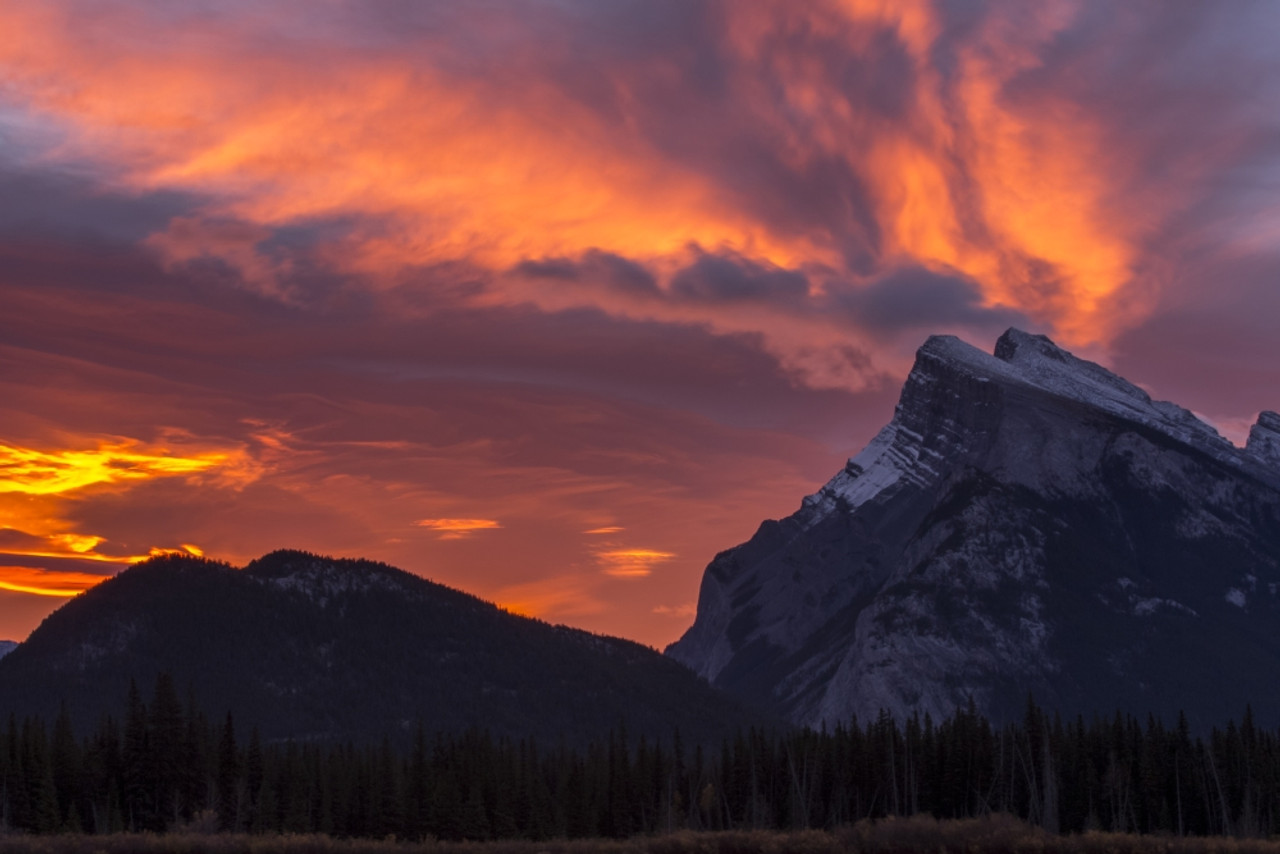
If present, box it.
[2,1,1279,648]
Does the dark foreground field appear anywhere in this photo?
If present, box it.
[5,815,1280,854]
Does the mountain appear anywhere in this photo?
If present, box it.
[0,640,16,660]
[0,550,761,744]
[667,329,1280,730]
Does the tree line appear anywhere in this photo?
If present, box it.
[3,674,1278,839]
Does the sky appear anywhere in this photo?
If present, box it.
[2,0,1279,649]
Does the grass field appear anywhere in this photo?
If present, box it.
[3,815,1280,854]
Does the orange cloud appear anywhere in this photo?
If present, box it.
[0,4,816,279]
[0,0,1166,383]
[0,566,108,598]
[595,548,676,579]
[0,528,206,567]
[416,518,502,540]
[0,439,258,496]
[0,435,249,591]
[583,526,624,535]
[146,544,207,560]
[730,2,1142,348]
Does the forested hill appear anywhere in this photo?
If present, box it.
[0,551,762,746]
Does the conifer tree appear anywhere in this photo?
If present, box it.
[216,713,240,831]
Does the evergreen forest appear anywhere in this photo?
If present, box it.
[4,674,1280,839]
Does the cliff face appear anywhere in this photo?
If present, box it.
[668,329,1280,729]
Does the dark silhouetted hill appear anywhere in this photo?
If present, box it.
[0,550,763,744]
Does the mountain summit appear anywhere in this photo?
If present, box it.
[667,329,1280,729]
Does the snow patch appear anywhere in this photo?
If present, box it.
[1225,588,1247,608]
[258,563,409,607]
[1132,597,1198,618]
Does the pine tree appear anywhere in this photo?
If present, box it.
[148,672,186,829]
[21,719,59,834]
[216,712,241,831]
[121,680,149,830]
[245,727,264,829]
[405,725,429,839]
[50,703,80,830]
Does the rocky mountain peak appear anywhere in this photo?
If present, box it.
[993,327,1153,406]
[668,328,1280,729]
[1249,411,1280,470]
[945,328,1226,450]
[992,327,1068,363]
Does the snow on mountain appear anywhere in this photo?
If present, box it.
[0,641,16,660]
[668,328,1280,729]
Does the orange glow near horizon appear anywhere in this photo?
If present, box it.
[0,529,208,567]
[0,567,108,598]
[0,435,254,597]
[492,575,607,622]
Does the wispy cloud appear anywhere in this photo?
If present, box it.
[415,518,502,540]
[0,566,108,598]
[0,436,250,587]
[595,549,676,579]
[0,439,256,496]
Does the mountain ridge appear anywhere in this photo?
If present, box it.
[0,549,764,745]
[667,328,1280,730]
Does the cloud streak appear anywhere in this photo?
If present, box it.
[0,566,105,598]
[0,438,255,496]
[596,549,677,579]
[416,519,503,541]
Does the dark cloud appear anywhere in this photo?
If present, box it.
[564,2,894,268]
[0,232,875,444]
[0,552,115,575]
[836,266,1027,334]
[514,249,658,295]
[670,251,808,303]
[0,165,192,243]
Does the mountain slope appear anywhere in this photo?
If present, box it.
[0,550,761,744]
[667,329,1280,730]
